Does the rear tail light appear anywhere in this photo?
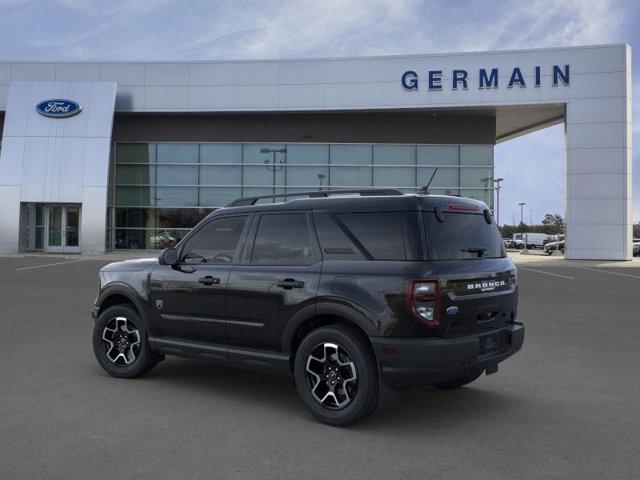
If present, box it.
[407,280,440,327]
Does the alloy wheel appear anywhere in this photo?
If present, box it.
[102,316,141,366]
[305,342,358,409]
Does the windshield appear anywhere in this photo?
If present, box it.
[423,211,505,260]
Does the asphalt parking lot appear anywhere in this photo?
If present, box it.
[1,255,639,479]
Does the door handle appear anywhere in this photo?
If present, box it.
[198,276,220,286]
[277,278,304,289]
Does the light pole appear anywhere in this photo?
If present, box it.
[494,177,503,225]
[518,201,527,251]
[518,202,526,226]
[318,173,326,190]
[261,147,287,197]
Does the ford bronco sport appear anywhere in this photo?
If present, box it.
[92,189,524,426]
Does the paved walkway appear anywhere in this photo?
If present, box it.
[506,250,640,268]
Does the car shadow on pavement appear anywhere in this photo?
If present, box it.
[364,387,524,431]
[131,358,525,430]
[140,357,303,407]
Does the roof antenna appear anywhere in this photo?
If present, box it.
[417,168,438,195]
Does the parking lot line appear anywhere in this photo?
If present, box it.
[14,259,87,271]
[518,267,575,280]
[580,267,640,279]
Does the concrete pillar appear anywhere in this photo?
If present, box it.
[564,45,632,260]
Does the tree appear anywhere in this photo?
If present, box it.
[498,213,566,238]
[541,214,564,230]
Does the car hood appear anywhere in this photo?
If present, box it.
[101,257,158,272]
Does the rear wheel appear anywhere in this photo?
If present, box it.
[92,304,159,378]
[293,325,378,426]
[434,370,483,390]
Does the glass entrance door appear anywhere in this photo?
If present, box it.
[47,207,64,252]
[65,206,80,251]
[45,205,81,253]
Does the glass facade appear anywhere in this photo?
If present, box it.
[109,142,494,249]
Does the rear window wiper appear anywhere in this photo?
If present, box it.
[461,247,487,258]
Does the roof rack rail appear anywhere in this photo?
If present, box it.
[226,188,404,207]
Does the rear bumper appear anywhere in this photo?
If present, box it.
[370,323,524,390]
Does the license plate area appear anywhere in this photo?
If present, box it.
[479,332,505,356]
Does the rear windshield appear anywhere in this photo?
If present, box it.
[423,211,505,260]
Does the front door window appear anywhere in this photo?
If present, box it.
[180,215,249,264]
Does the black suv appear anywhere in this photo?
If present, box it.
[92,189,524,426]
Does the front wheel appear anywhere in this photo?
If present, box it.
[92,304,159,378]
[293,325,379,426]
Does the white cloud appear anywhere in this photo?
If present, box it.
[54,0,174,17]
[492,0,623,48]
[0,0,630,60]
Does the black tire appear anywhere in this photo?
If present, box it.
[293,325,379,426]
[434,370,483,390]
[93,304,159,379]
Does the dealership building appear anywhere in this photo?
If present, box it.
[0,44,633,259]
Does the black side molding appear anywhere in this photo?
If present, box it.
[148,337,291,375]
[149,337,228,365]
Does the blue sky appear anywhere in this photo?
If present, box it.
[0,0,637,224]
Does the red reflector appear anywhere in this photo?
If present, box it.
[447,203,479,212]
[381,346,399,355]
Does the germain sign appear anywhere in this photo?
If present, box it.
[36,99,82,118]
[401,65,570,91]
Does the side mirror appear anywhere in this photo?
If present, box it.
[158,247,178,266]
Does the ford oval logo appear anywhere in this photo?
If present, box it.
[36,99,82,118]
[446,306,459,315]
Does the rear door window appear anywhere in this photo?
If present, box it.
[313,212,366,261]
[251,213,315,265]
[423,211,505,260]
[336,212,406,260]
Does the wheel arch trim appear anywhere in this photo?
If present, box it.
[96,283,150,329]
[281,301,378,354]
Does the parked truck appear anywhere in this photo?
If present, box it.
[512,232,553,249]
